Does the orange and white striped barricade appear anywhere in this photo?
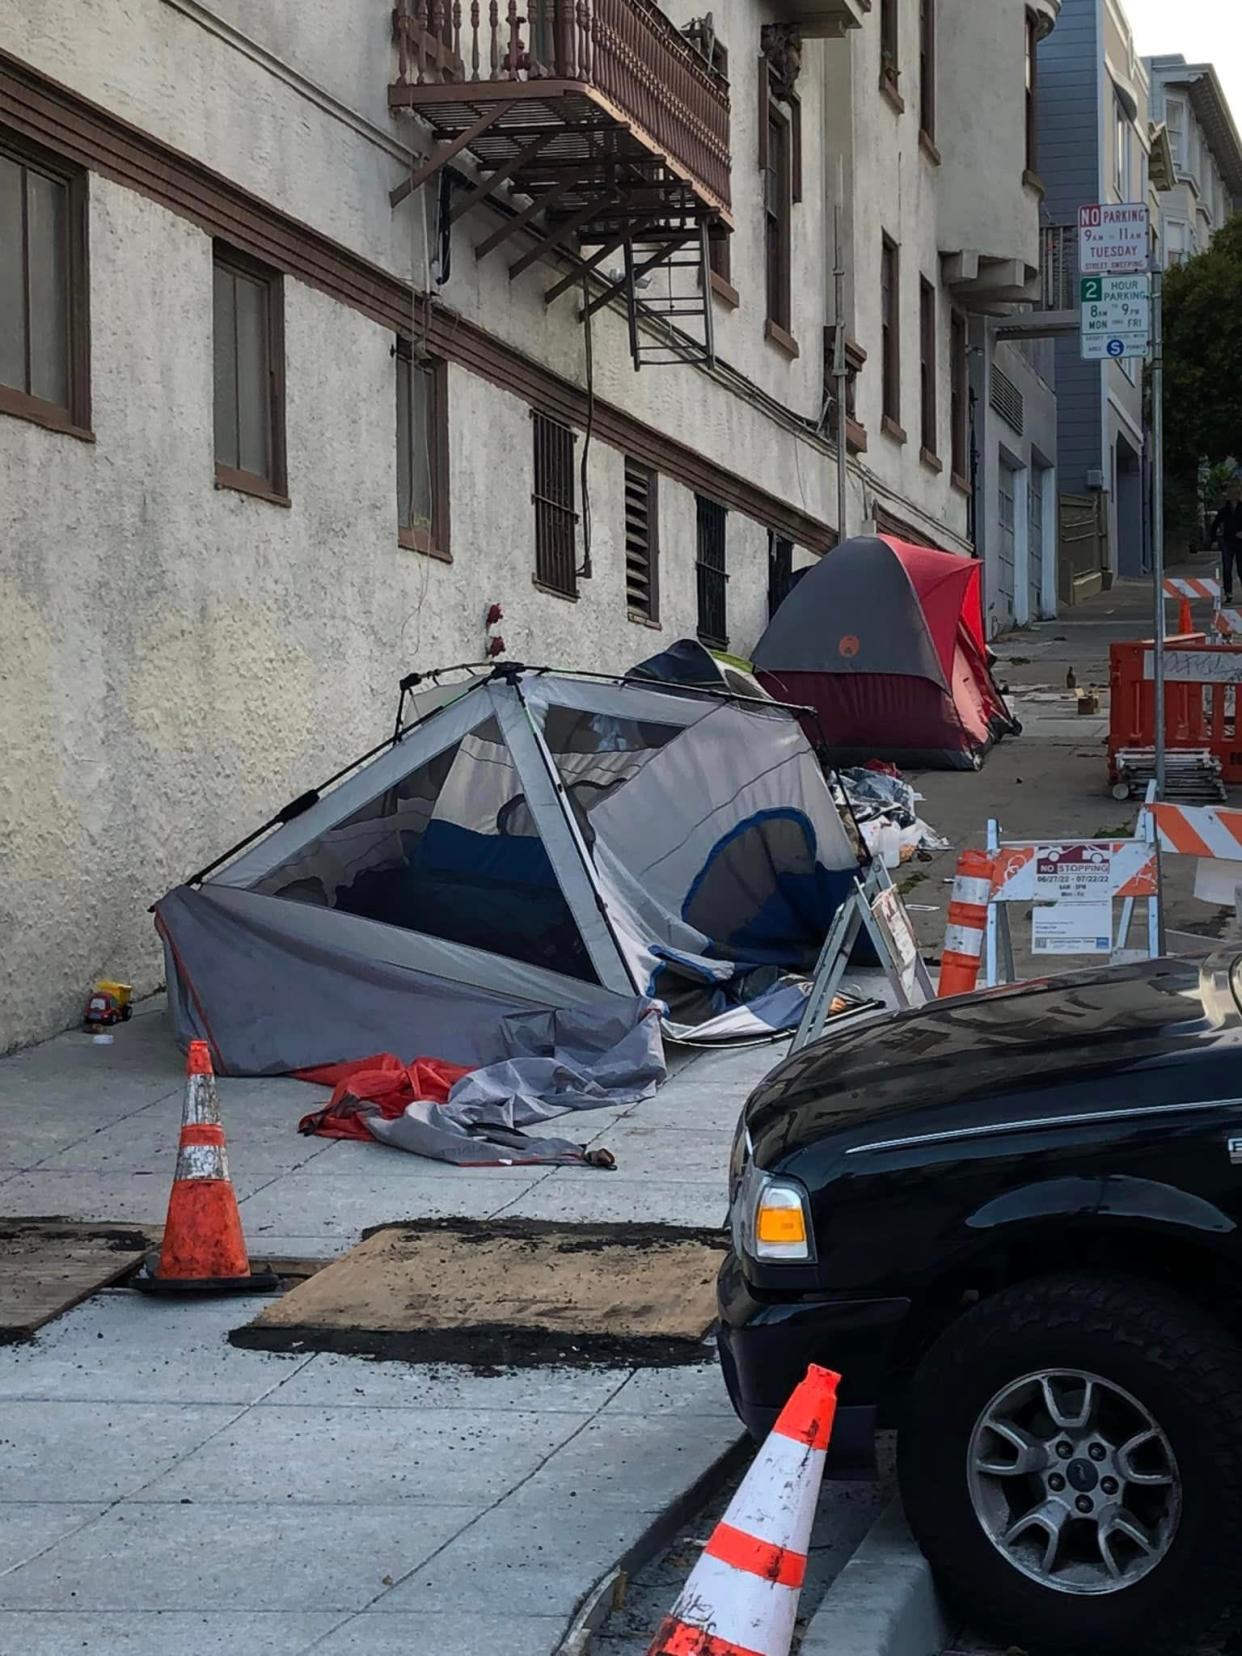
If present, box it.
[983,810,1161,986]
[647,1364,839,1656]
[1164,576,1221,605]
[1151,802,1242,913]
[937,849,995,998]
[1216,609,1242,638]
[1164,577,1221,637]
[792,860,934,1051]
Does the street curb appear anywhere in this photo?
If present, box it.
[799,1497,950,1656]
[553,1432,751,1656]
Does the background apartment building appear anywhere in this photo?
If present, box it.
[1147,55,1242,267]
[0,0,1055,1048]
[1038,0,1157,592]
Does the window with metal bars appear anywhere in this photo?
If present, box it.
[768,532,794,619]
[919,277,937,457]
[919,0,936,143]
[950,309,969,484]
[881,234,901,431]
[532,412,578,597]
[696,495,728,647]
[624,458,659,622]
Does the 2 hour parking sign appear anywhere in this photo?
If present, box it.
[1080,273,1151,362]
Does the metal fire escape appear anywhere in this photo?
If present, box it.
[388,0,733,368]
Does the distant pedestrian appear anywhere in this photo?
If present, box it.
[1210,481,1242,602]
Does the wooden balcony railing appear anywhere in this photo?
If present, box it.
[393,0,732,210]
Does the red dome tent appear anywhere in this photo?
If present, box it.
[752,535,1019,770]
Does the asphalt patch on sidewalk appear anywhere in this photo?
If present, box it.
[229,1217,727,1369]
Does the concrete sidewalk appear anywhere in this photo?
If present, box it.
[0,1000,777,1655]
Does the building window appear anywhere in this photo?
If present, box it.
[705,39,734,297]
[696,495,728,647]
[624,457,659,621]
[1166,96,1186,171]
[881,234,901,433]
[396,342,449,558]
[950,309,969,483]
[1025,14,1039,175]
[764,102,793,336]
[213,246,286,500]
[880,0,899,94]
[919,0,936,144]
[532,411,578,597]
[1028,461,1046,608]
[768,533,794,619]
[919,278,937,458]
[0,134,89,435]
[1114,96,1128,197]
[997,459,1018,601]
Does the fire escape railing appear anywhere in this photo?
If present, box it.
[393,0,732,209]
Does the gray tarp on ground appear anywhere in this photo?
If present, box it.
[361,1005,666,1166]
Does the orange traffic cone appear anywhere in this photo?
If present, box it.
[136,1041,276,1294]
[646,1365,839,1656]
[1177,596,1194,636]
[937,849,994,999]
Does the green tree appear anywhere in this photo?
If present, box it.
[1163,216,1242,481]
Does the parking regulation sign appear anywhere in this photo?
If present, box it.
[1078,203,1150,274]
[1080,273,1151,361]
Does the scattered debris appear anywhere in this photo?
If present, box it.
[836,769,949,868]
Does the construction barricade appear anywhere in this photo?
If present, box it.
[1109,636,1240,797]
[1151,802,1242,914]
[978,814,1161,988]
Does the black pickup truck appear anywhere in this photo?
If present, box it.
[718,954,1242,1656]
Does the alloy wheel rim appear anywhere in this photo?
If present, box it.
[966,1368,1181,1596]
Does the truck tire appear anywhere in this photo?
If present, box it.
[898,1273,1242,1655]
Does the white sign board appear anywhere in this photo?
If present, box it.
[1143,650,1242,685]
[1035,845,1112,901]
[871,886,921,1002]
[1078,203,1150,275]
[1081,274,1151,361]
[1032,901,1114,956]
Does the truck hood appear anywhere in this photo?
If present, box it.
[745,956,1242,1167]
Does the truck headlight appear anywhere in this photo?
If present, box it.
[731,1162,815,1263]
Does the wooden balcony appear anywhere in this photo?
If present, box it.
[389,0,732,241]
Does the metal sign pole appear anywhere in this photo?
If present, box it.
[1152,264,1167,800]
[833,156,849,543]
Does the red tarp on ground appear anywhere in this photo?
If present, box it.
[296,1054,474,1141]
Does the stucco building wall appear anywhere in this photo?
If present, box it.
[0,0,1052,1048]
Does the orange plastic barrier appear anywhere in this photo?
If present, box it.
[1109,636,1242,786]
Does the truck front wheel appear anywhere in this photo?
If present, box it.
[898,1273,1242,1655]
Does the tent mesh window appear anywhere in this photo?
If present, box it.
[251,717,598,982]
[540,706,683,846]
[695,495,728,647]
[624,457,659,621]
[532,412,578,597]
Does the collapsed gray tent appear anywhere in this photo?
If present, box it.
[156,666,863,1079]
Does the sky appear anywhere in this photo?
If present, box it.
[1123,0,1242,123]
